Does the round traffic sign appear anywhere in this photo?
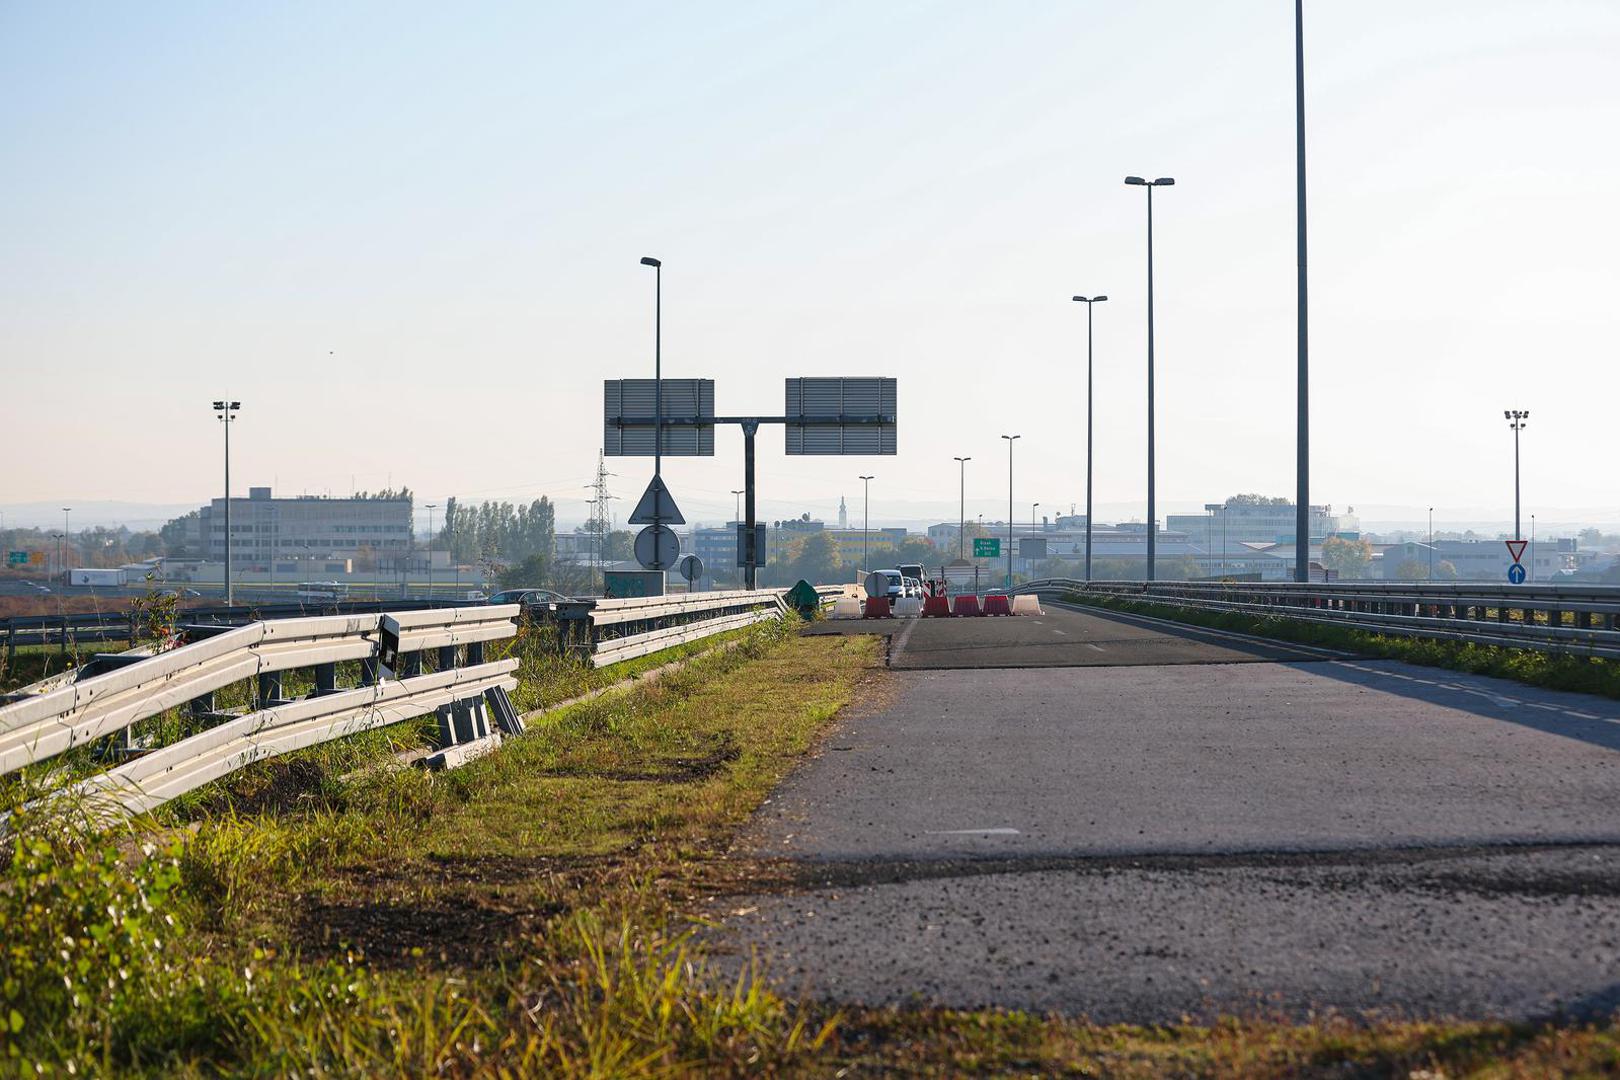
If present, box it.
[675,552,704,583]
[634,525,681,570]
[1507,563,1526,585]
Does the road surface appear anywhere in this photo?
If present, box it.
[721,603,1620,1022]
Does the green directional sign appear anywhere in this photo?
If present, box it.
[6,551,27,566]
[972,538,1000,558]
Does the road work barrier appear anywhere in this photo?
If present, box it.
[922,595,952,617]
[1015,579,1620,660]
[953,595,983,617]
[982,594,1013,616]
[830,597,863,619]
[894,596,923,617]
[1011,594,1043,616]
[863,596,893,619]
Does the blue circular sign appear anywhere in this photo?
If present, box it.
[1507,563,1527,585]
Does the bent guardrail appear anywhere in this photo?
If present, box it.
[1015,579,1620,660]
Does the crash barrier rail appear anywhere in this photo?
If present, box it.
[0,605,522,823]
[0,598,484,656]
[1014,579,1620,660]
[549,586,843,667]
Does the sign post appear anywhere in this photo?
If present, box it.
[1505,539,1528,585]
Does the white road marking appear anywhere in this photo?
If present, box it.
[925,828,1021,836]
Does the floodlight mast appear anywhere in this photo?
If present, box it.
[640,257,664,561]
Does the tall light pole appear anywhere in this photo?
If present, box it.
[1293,0,1311,583]
[425,503,438,602]
[858,475,875,576]
[1505,410,1528,540]
[1032,502,1040,530]
[1205,503,1222,578]
[1124,176,1174,581]
[1072,295,1108,581]
[1428,506,1434,580]
[953,456,971,561]
[61,508,71,575]
[1001,435,1020,589]
[731,489,744,524]
[639,256,664,555]
[212,400,240,604]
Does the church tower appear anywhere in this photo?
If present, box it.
[838,495,848,529]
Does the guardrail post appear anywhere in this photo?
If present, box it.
[467,640,485,665]
[189,690,214,717]
[59,615,68,657]
[360,656,379,686]
[257,671,284,707]
[314,662,338,696]
[438,645,456,673]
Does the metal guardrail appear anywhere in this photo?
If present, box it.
[1015,579,1620,660]
[0,598,483,655]
[2,583,847,824]
[551,589,804,668]
[0,605,522,822]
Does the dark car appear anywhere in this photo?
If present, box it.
[488,588,569,610]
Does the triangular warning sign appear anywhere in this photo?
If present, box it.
[1505,539,1528,563]
[628,475,684,525]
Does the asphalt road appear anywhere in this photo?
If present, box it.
[719,606,1620,1022]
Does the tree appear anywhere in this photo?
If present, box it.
[1321,536,1373,578]
[1435,560,1458,580]
[1393,559,1428,581]
[1225,493,1291,507]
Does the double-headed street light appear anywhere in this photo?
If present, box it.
[1072,295,1107,580]
[1124,176,1174,581]
[1001,435,1020,590]
[953,456,971,560]
[212,400,240,604]
[1505,410,1528,541]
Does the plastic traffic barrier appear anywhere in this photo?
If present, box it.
[1011,594,1043,616]
[982,594,1013,616]
[862,596,894,619]
[830,598,863,620]
[894,596,923,617]
[952,594,983,617]
[921,595,952,617]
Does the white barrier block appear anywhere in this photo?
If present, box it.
[893,596,923,617]
[1011,594,1043,616]
[830,598,863,620]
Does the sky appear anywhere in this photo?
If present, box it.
[2,1,1617,535]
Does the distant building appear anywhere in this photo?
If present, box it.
[1375,537,1580,581]
[1167,499,1339,575]
[838,496,848,529]
[197,487,412,573]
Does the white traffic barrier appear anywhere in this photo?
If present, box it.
[1011,594,1043,616]
[893,596,923,617]
[830,597,863,619]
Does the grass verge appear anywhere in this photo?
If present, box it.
[1064,591,1620,700]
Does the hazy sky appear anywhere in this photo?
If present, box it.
[3,1,1617,532]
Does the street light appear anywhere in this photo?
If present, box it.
[1505,410,1528,541]
[858,476,875,576]
[1124,176,1174,580]
[640,256,665,548]
[425,503,438,603]
[731,489,744,524]
[1428,506,1434,580]
[212,400,240,604]
[1001,435,1020,590]
[1292,0,1312,583]
[1204,503,1222,578]
[953,457,971,561]
[61,508,71,578]
[1032,502,1040,530]
[1072,295,1108,581]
